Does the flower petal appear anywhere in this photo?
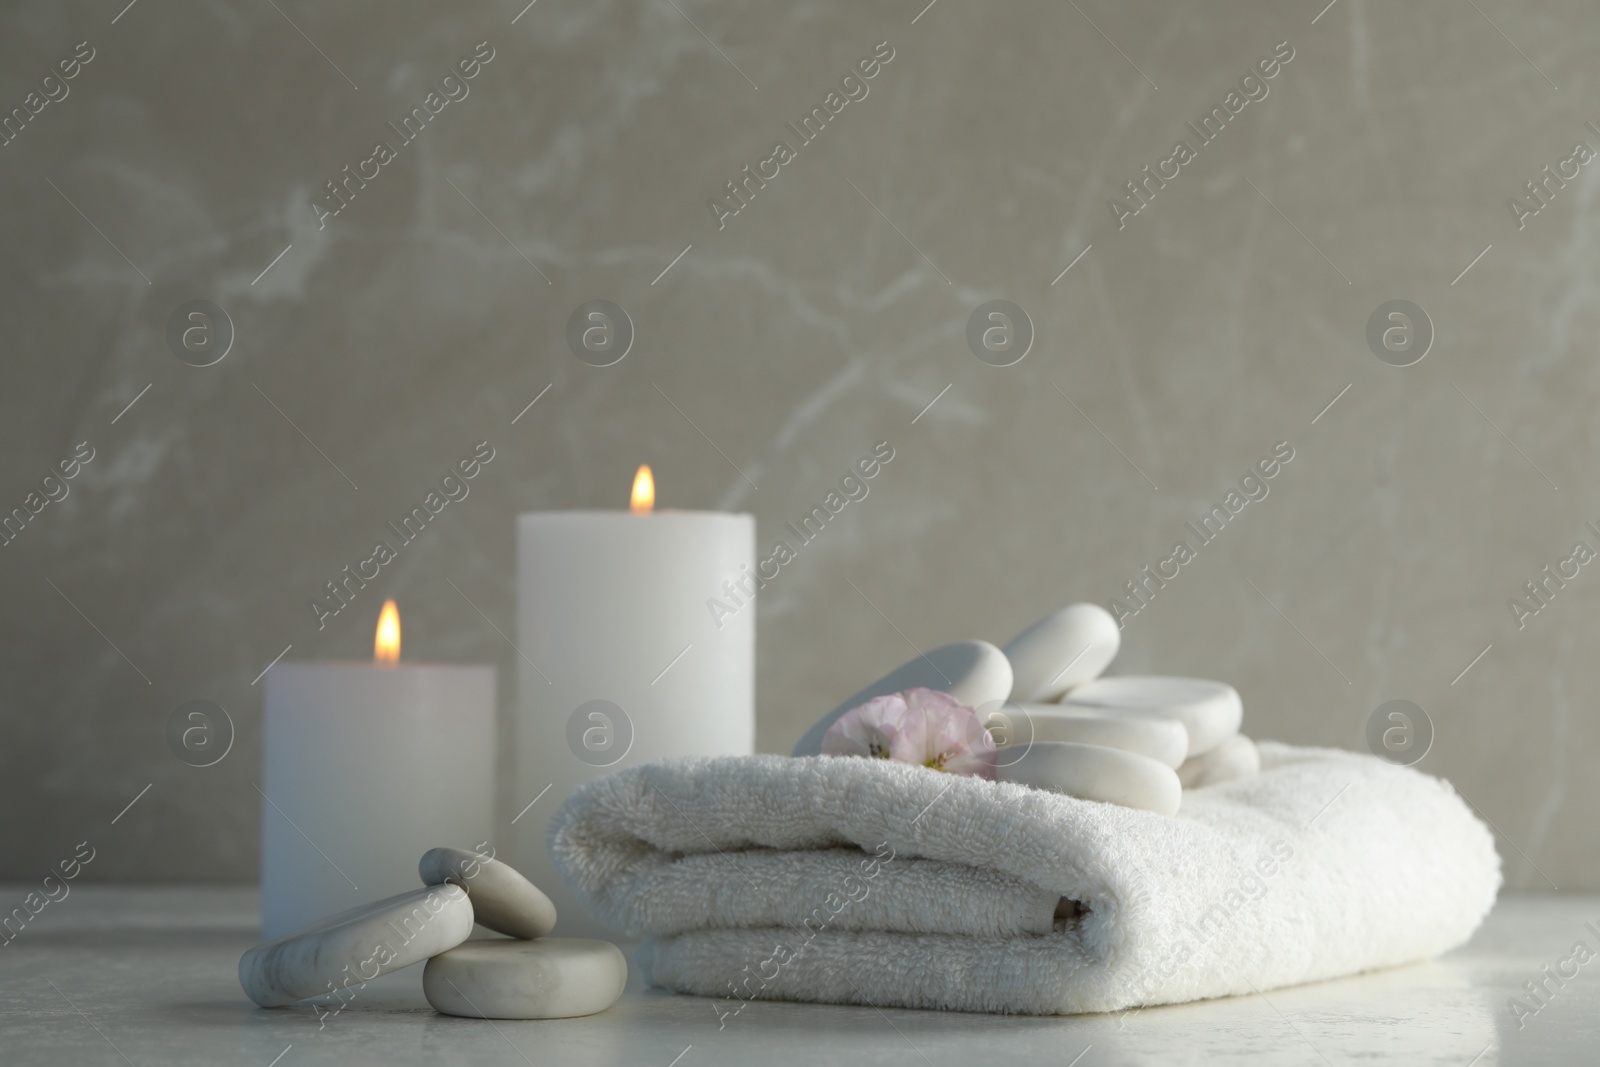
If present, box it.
[898,687,995,778]
[821,692,908,759]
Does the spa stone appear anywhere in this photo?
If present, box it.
[423,938,628,1019]
[996,741,1181,816]
[419,847,556,940]
[792,640,1012,756]
[1177,733,1260,789]
[1003,603,1120,702]
[239,884,475,1007]
[1060,676,1242,756]
[985,703,1188,768]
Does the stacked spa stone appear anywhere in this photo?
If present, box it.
[238,847,626,1020]
[793,603,1258,815]
[1003,604,1260,807]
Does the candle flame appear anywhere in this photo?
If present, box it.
[375,599,401,664]
[631,464,655,513]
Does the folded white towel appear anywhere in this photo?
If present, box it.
[551,742,1500,1014]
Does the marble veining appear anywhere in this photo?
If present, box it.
[0,1,1596,895]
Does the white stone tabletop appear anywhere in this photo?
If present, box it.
[1,886,1594,1066]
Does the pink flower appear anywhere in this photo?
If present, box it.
[821,688,996,779]
[897,688,998,778]
[820,693,907,760]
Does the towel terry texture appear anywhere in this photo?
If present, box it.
[550,742,1501,1014]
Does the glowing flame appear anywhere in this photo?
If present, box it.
[631,464,655,514]
[375,599,401,665]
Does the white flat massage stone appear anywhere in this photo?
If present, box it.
[1003,603,1121,702]
[1177,733,1260,789]
[419,847,556,940]
[792,640,1012,757]
[239,884,474,1007]
[996,741,1181,816]
[423,938,628,1019]
[985,703,1188,768]
[1059,676,1242,756]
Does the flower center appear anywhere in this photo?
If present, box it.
[923,753,948,771]
[868,741,891,759]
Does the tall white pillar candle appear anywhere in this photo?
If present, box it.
[514,487,754,932]
[261,653,495,938]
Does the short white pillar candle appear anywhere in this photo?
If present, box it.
[260,601,495,938]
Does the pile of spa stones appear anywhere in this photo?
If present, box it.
[238,847,625,1020]
[793,603,1259,816]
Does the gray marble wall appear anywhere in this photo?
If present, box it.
[1,0,1594,891]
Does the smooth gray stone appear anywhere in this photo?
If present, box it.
[239,884,474,1007]
[996,741,1181,815]
[1178,733,1261,789]
[419,847,556,940]
[1003,603,1120,702]
[984,703,1188,768]
[791,640,1013,756]
[1060,675,1243,756]
[423,938,628,1019]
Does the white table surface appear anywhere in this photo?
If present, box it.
[0,887,1593,1066]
